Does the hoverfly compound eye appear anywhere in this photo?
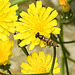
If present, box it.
[35,32,40,38]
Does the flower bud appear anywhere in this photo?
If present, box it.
[58,0,71,12]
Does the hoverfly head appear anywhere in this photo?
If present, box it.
[35,32,40,38]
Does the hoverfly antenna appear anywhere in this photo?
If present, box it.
[35,32,40,38]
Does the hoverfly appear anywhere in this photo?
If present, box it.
[35,32,59,47]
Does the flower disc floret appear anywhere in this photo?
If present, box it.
[0,39,13,65]
[0,0,18,41]
[14,1,60,50]
[21,51,60,74]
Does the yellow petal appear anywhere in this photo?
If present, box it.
[20,11,29,19]
[40,41,46,47]
[54,57,58,68]
[28,3,39,22]
[32,52,39,63]
[21,69,30,74]
[0,26,3,32]
[36,1,42,9]
[1,34,9,41]
[39,7,46,19]
[45,20,57,29]
[38,51,45,64]
[15,22,29,32]
[19,36,32,47]
[28,3,36,15]
[4,30,10,36]
[52,27,61,34]
[10,5,18,11]
[53,68,60,74]
[21,62,32,71]
[46,58,53,70]
[42,7,53,21]
[16,25,28,32]
[26,56,36,67]
[0,39,13,65]
[34,38,40,45]
[29,41,35,50]
[20,13,34,26]
[14,31,32,39]
[44,54,51,67]
[46,10,58,22]
[44,28,52,34]
[8,27,15,33]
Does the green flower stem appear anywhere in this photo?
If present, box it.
[50,34,58,43]
[59,43,70,56]
[65,49,70,57]
[50,34,70,56]
[61,57,64,75]
[57,40,75,44]
[67,57,75,63]
[50,34,75,44]
[10,0,29,6]
[62,40,75,44]
[18,39,29,56]
[59,23,63,41]
[58,35,69,75]
[7,69,11,74]
[58,42,70,57]
[50,47,56,75]
[59,21,66,75]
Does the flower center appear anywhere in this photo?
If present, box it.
[33,21,46,34]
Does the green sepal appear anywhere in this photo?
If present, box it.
[60,9,73,24]
[16,9,22,18]
[0,64,10,70]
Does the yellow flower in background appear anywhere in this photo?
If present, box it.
[14,1,60,50]
[0,0,18,41]
[0,39,13,65]
[58,0,71,12]
[21,51,60,74]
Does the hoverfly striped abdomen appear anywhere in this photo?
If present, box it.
[43,38,52,45]
[35,32,59,47]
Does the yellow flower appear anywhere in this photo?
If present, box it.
[14,1,60,50]
[0,0,18,41]
[58,0,71,12]
[0,39,13,65]
[21,51,60,74]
